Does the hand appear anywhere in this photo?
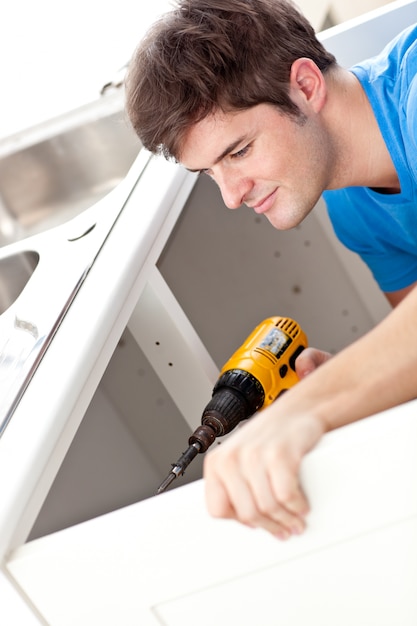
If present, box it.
[295,347,332,379]
[203,405,325,539]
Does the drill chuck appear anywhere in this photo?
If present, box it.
[201,369,264,436]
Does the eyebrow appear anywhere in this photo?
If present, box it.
[185,136,248,173]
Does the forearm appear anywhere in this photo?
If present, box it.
[281,286,417,431]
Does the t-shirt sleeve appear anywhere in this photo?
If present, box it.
[323,188,417,293]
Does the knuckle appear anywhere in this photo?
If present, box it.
[240,509,259,526]
[257,499,279,518]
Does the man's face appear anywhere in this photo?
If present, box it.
[179,103,333,230]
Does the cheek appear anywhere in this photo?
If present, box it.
[269,127,308,172]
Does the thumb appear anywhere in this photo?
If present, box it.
[295,347,332,379]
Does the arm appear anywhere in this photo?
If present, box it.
[203,284,417,539]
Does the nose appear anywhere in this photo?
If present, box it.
[215,169,253,210]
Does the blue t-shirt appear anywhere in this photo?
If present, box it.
[323,24,417,293]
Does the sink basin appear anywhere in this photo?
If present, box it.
[0,251,39,314]
[0,91,141,246]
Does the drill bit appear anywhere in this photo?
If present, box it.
[156,471,177,494]
[156,442,201,494]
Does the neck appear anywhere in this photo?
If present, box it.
[324,68,400,192]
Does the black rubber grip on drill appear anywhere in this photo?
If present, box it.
[201,369,265,436]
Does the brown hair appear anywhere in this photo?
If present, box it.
[125,0,336,160]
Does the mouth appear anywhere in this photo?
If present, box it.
[249,189,278,214]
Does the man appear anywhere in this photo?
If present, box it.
[125,0,417,540]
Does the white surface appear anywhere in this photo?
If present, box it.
[0,1,173,140]
[318,0,417,67]
[6,400,417,625]
[0,571,44,626]
[129,266,218,431]
[156,518,416,625]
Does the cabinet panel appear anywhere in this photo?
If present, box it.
[7,402,417,625]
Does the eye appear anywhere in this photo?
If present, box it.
[231,144,250,159]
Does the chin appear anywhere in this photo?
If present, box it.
[265,211,303,231]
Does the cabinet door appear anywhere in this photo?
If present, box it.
[6,402,417,626]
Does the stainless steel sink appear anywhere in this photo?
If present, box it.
[0,91,142,246]
[0,251,39,314]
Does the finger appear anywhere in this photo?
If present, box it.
[204,452,257,523]
[204,468,236,521]
[205,467,296,539]
[205,449,306,538]
[204,451,276,532]
[260,437,311,518]
[247,463,308,536]
[295,347,332,379]
[269,463,310,518]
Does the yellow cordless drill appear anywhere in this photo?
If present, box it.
[157,316,308,494]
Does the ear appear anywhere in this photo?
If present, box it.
[289,58,327,113]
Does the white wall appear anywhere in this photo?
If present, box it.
[298,0,394,28]
[0,0,394,141]
[0,1,171,139]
